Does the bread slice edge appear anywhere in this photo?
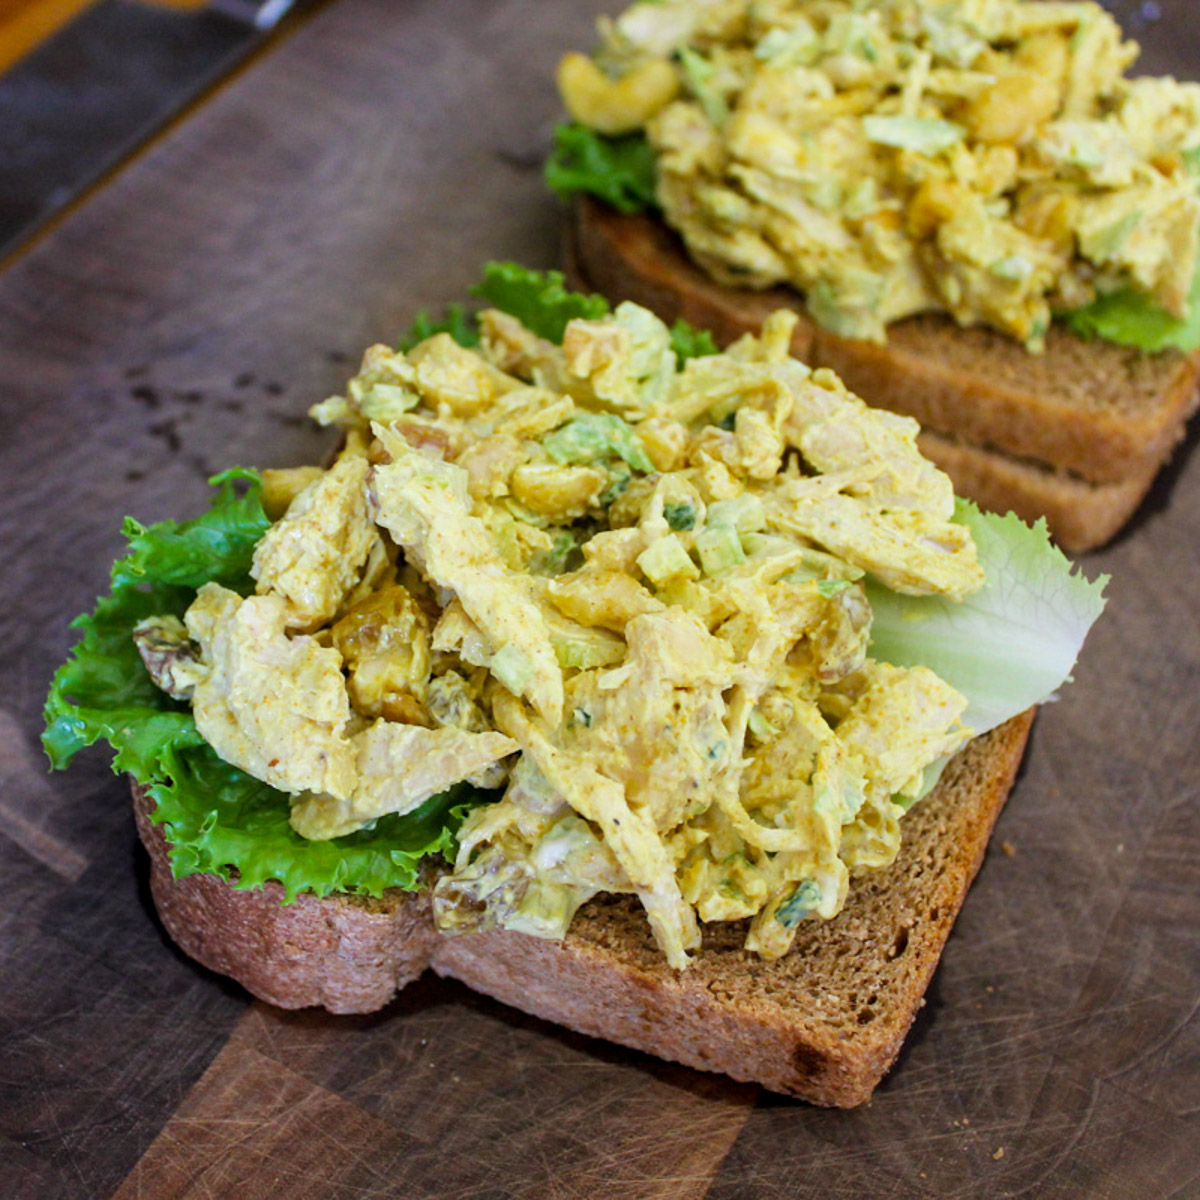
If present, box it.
[131,708,1034,1107]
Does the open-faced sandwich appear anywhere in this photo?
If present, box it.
[44,265,1106,1105]
[549,0,1200,550]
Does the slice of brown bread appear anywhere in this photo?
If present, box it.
[568,196,1200,548]
[134,794,439,1013]
[132,708,1034,1108]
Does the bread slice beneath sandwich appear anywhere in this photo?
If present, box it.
[567,195,1200,553]
[133,708,1034,1108]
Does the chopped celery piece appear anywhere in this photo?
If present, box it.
[706,494,765,532]
[696,525,746,575]
[637,534,699,585]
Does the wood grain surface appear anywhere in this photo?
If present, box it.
[1,1,1198,1197]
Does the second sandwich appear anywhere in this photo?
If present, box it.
[550,0,1200,550]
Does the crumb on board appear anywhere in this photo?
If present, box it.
[1001,841,1016,857]
[994,1147,1005,1161]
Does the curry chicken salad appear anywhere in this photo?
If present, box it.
[556,0,1200,348]
[129,297,991,969]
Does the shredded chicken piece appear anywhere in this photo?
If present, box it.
[290,722,517,840]
[251,453,378,630]
[185,584,356,799]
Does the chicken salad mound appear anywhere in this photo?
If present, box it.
[554,0,1200,350]
[132,296,986,968]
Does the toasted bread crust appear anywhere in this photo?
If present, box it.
[568,196,1199,547]
[135,797,438,1014]
[132,709,1034,1107]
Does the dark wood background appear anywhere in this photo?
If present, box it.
[1,1,1197,1196]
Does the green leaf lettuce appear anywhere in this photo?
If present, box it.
[867,499,1108,739]
[399,262,717,364]
[545,122,658,215]
[472,261,611,344]
[397,302,480,353]
[1061,256,1200,353]
[43,470,482,900]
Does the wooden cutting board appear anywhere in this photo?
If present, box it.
[2,1,1198,1196]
